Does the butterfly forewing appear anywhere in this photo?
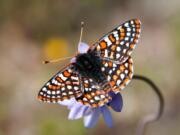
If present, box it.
[38,64,82,103]
[100,57,134,93]
[92,19,141,64]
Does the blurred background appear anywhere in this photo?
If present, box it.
[0,0,180,135]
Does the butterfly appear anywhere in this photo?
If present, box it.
[38,19,141,107]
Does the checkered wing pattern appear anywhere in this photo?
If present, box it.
[38,64,82,103]
[76,76,112,107]
[101,57,133,93]
[92,19,141,64]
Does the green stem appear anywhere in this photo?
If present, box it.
[133,75,164,135]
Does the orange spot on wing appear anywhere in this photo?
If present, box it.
[120,33,125,40]
[117,70,121,75]
[98,101,104,106]
[64,71,71,77]
[85,94,92,99]
[100,41,107,49]
[120,65,125,71]
[113,75,118,81]
[96,90,102,95]
[84,102,89,105]
[136,25,140,29]
[130,44,135,49]
[114,87,120,91]
[129,65,133,72]
[84,83,89,87]
[111,45,116,51]
[56,76,63,82]
[38,95,43,100]
[135,19,140,25]
[136,28,140,33]
[92,104,98,107]
[103,98,109,103]
[120,28,125,33]
[110,81,115,86]
[120,33,125,37]
[133,39,138,43]
[109,35,116,42]
[108,61,113,67]
[48,85,53,89]
[124,78,129,83]
[48,84,60,90]
[62,97,69,100]
[51,99,57,102]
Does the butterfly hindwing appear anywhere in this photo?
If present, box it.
[92,19,141,64]
[101,56,134,93]
[76,76,112,107]
[38,64,82,103]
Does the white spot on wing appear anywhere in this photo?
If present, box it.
[127,28,131,31]
[120,41,125,45]
[117,80,121,85]
[47,91,51,94]
[116,53,120,59]
[116,46,121,52]
[74,86,79,90]
[94,96,100,101]
[59,74,67,81]
[104,62,108,67]
[42,87,47,92]
[52,91,56,95]
[104,50,108,57]
[104,37,112,46]
[120,74,125,79]
[101,67,105,71]
[126,32,131,36]
[67,85,72,89]
[124,22,129,27]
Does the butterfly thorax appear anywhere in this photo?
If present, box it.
[75,52,108,87]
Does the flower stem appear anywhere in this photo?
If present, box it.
[132,75,164,135]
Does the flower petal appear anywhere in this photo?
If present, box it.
[78,42,89,54]
[83,107,92,116]
[68,106,87,120]
[108,92,123,112]
[70,57,76,63]
[58,98,76,106]
[68,103,86,119]
[100,106,113,128]
[83,108,100,128]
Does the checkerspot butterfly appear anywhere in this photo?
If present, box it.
[38,19,141,107]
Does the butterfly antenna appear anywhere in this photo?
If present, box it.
[78,21,84,45]
[43,22,84,65]
[43,56,73,64]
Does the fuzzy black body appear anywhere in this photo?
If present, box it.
[74,52,106,85]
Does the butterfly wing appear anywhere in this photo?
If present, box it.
[76,76,112,107]
[38,64,112,107]
[91,19,141,64]
[38,64,83,103]
[100,56,133,93]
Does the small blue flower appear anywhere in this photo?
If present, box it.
[58,92,123,128]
